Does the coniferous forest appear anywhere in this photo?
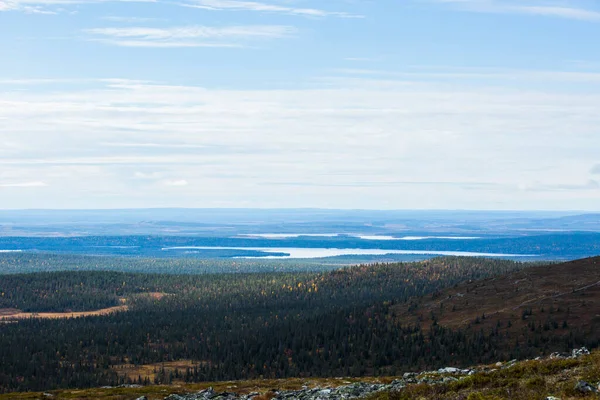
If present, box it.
[2,256,599,394]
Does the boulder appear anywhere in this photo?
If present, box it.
[438,367,460,374]
[572,347,590,358]
[575,381,597,393]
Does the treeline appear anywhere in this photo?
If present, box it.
[2,257,586,393]
[0,257,525,312]
[0,253,337,275]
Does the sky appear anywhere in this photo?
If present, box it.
[1,0,600,210]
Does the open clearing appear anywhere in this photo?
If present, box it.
[113,360,206,382]
[0,304,129,321]
[0,292,172,322]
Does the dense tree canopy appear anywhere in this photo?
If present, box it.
[1,257,594,394]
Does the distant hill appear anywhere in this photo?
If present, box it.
[393,256,600,355]
[1,209,599,237]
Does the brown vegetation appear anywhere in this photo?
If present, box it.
[0,293,172,322]
[392,256,600,337]
[112,360,204,382]
[366,353,600,400]
[3,352,600,400]
[145,292,170,300]
[0,377,389,400]
[0,304,129,321]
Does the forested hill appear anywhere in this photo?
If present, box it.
[0,257,524,313]
[393,256,600,347]
[1,257,599,394]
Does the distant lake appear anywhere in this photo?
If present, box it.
[237,234,481,241]
[162,246,530,259]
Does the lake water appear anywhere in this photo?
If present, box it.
[237,234,481,241]
[162,246,530,259]
[238,234,340,239]
[396,236,481,240]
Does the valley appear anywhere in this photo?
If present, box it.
[1,255,600,396]
[5,0,600,394]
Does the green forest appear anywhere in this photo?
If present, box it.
[0,257,596,394]
[0,252,339,275]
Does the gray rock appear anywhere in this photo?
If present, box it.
[135,397,148,400]
[575,381,597,393]
[165,395,186,400]
[154,348,591,400]
[438,367,460,374]
[164,390,222,400]
[389,379,405,389]
[572,347,590,358]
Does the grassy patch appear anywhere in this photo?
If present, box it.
[364,353,600,400]
[4,352,600,400]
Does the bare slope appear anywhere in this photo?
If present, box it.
[393,256,600,340]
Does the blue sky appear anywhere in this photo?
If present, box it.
[1,0,600,210]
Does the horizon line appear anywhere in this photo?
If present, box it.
[0,208,596,213]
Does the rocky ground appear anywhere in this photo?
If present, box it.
[129,348,596,400]
[4,347,598,400]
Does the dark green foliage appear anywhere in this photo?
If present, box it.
[0,256,580,394]
[0,253,340,275]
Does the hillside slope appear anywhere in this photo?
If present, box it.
[2,257,600,394]
[2,348,599,400]
[393,256,600,355]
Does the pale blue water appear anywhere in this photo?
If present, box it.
[162,246,531,259]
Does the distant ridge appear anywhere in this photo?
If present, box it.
[393,256,600,344]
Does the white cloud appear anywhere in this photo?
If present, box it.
[1,71,599,209]
[102,142,206,149]
[84,25,296,47]
[134,171,163,179]
[516,6,600,21]
[1,0,363,17]
[102,16,162,23]
[0,78,85,85]
[335,67,600,83]
[181,0,362,18]
[432,0,600,21]
[0,181,48,187]
[0,0,156,14]
[165,179,189,186]
[519,179,600,192]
